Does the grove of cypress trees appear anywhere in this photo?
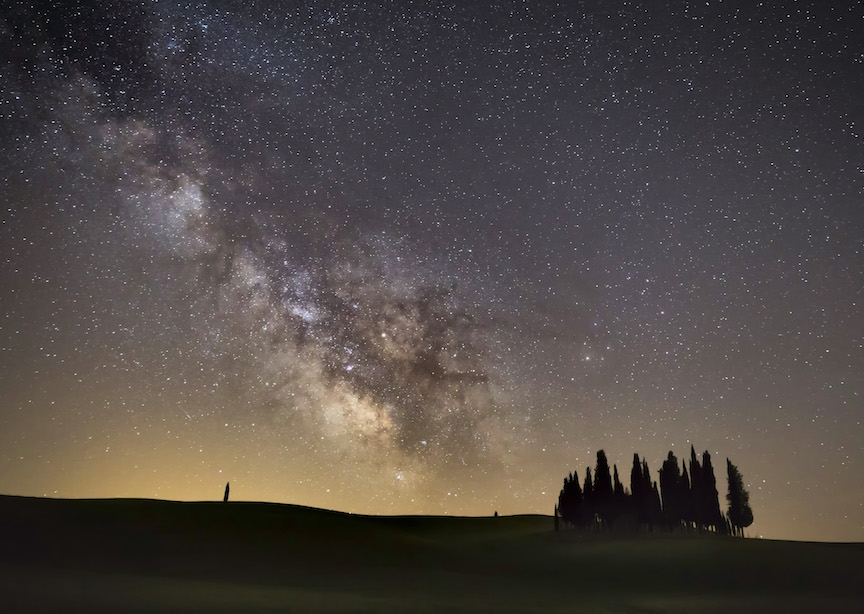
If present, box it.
[555,446,752,538]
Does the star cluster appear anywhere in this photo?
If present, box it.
[1,1,861,541]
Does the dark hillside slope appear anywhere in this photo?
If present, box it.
[1,495,862,613]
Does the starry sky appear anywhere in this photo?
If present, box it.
[1,1,861,542]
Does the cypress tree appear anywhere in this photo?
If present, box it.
[689,445,704,529]
[702,450,724,532]
[612,464,626,527]
[613,464,625,498]
[681,461,693,530]
[557,482,566,527]
[637,457,654,530]
[659,451,682,530]
[558,469,583,528]
[629,454,653,529]
[594,450,614,527]
[641,458,652,494]
[630,453,642,502]
[640,458,654,528]
[582,466,595,527]
[651,480,663,530]
[726,458,754,537]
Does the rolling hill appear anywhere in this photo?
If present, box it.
[1,495,861,612]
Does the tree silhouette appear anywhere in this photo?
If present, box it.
[594,450,614,528]
[726,458,754,537]
[650,480,663,530]
[629,453,643,518]
[701,451,724,533]
[555,445,754,538]
[582,467,595,527]
[629,454,642,528]
[680,461,693,530]
[689,446,705,529]
[557,470,583,528]
[627,454,657,530]
[642,459,661,531]
[608,464,628,528]
[659,451,683,530]
[613,464,625,498]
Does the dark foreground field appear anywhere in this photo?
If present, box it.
[1,495,861,612]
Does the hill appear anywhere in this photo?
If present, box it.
[1,495,861,612]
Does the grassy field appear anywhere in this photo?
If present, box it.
[1,495,861,612]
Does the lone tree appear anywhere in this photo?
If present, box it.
[223,482,230,503]
[726,459,754,536]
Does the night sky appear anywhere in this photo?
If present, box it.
[1,1,861,542]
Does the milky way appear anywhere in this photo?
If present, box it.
[1,1,862,540]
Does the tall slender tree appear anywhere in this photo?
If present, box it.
[641,459,652,494]
[650,480,663,529]
[641,459,658,530]
[689,445,704,529]
[726,459,754,537]
[612,464,626,527]
[629,454,653,529]
[630,453,643,502]
[681,461,693,529]
[659,451,683,530]
[594,450,614,527]
[701,450,724,532]
[582,466,595,527]
[613,464,625,498]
